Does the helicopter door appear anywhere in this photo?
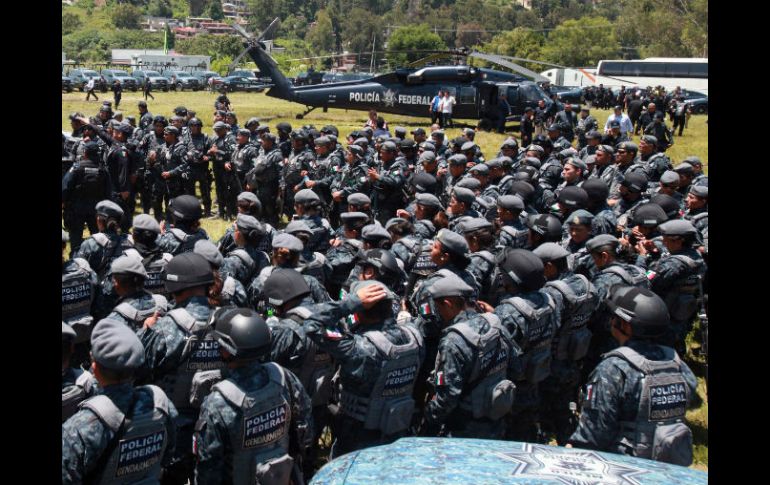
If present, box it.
[477,83,498,118]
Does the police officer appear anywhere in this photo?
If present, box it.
[208,120,237,220]
[62,322,99,423]
[192,239,249,308]
[588,145,618,189]
[331,144,372,224]
[62,229,99,362]
[243,132,283,226]
[86,119,135,230]
[422,274,518,438]
[584,234,650,377]
[642,220,706,355]
[639,135,673,189]
[138,252,219,484]
[495,195,528,249]
[155,126,190,221]
[158,194,210,255]
[62,141,112,256]
[292,188,334,253]
[75,200,133,280]
[644,112,674,152]
[105,255,168,331]
[492,248,560,442]
[302,280,425,457]
[534,243,598,445]
[569,286,698,467]
[370,140,408,224]
[578,130,602,160]
[458,217,498,302]
[562,209,596,278]
[138,115,168,219]
[614,172,650,230]
[684,185,708,249]
[575,107,597,149]
[582,179,618,237]
[220,214,270,287]
[62,318,178,483]
[282,129,316,220]
[193,306,314,483]
[231,128,258,191]
[185,118,213,217]
[526,214,563,250]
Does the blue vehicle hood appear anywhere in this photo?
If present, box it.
[310,438,706,485]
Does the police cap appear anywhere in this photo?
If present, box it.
[346,144,364,157]
[497,194,524,212]
[95,200,124,220]
[527,214,561,240]
[682,156,702,167]
[525,144,545,156]
[245,117,260,128]
[361,223,392,242]
[428,273,475,299]
[411,128,426,136]
[284,220,313,236]
[163,126,179,136]
[547,123,561,132]
[608,119,621,129]
[256,125,270,134]
[290,129,308,141]
[586,234,619,252]
[114,123,133,135]
[660,170,680,186]
[349,279,396,302]
[361,126,373,136]
[630,203,668,227]
[314,135,332,146]
[400,139,417,150]
[384,218,408,231]
[394,126,407,137]
[419,151,437,164]
[436,229,469,257]
[359,248,401,281]
[380,141,399,153]
[212,121,228,130]
[235,214,263,235]
[452,187,476,205]
[341,212,370,226]
[456,177,481,192]
[501,138,519,150]
[597,144,615,155]
[188,117,203,127]
[412,171,438,194]
[617,141,638,153]
[83,141,101,159]
[461,141,476,152]
[621,172,648,193]
[237,191,260,206]
[90,318,145,370]
[565,158,588,171]
[347,192,371,207]
[650,194,682,219]
[321,125,339,136]
[469,163,489,176]
[420,141,436,152]
[169,195,202,221]
[496,248,545,291]
[586,130,602,140]
[130,214,159,234]
[111,255,147,278]
[276,122,292,134]
[485,158,502,169]
[236,128,250,138]
[581,179,609,203]
[690,185,708,198]
[567,209,594,226]
[163,253,214,293]
[263,268,311,306]
[448,154,468,166]
[533,242,570,262]
[640,134,658,145]
[194,239,223,268]
[271,233,303,252]
[658,219,697,237]
[558,186,589,209]
[558,147,579,160]
[499,156,515,168]
[510,181,536,202]
[262,133,277,143]
[457,217,492,234]
[294,188,321,206]
[173,106,187,116]
[673,162,694,176]
[100,105,112,113]
[415,192,443,209]
[153,115,168,126]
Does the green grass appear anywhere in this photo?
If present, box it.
[62,90,708,468]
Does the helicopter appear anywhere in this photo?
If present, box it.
[233,19,561,129]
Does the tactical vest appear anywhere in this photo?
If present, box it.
[605,345,693,466]
[546,275,597,361]
[504,294,557,384]
[298,252,328,285]
[124,248,171,297]
[81,386,171,485]
[470,250,496,300]
[91,233,134,279]
[211,363,294,485]
[446,313,516,420]
[167,228,205,254]
[158,308,224,411]
[113,294,169,332]
[73,162,107,200]
[339,326,423,435]
[62,369,97,423]
[283,307,334,407]
[409,238,438,277]
[326,240,363,285]
[227,248,258,285]
[602,264,649,289]
[62,258,95,343]
[500,224,528,249]
[392,236,422,274]
[663,255,703,321]
[221,276,240,305]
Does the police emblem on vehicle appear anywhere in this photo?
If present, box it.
[115,431,166,477]
[383,89,397,107]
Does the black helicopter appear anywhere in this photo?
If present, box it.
[234,19,555,128]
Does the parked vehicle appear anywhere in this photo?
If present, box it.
[67,69,108,92]
[100,69,138,91]
[163,70,202,91]
[220,75,268,92]
[62,74,73,93]
[131,70,170,91]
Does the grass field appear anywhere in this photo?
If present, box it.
[62,89,708,469]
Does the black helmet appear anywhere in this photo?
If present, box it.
[169,195,202,222]
[174,106,188,116]
[527,214,562,242]
[152,115,168,126]
[289,129,308,141]
[606,286,670,339]
[359,248,402,284]
[163,253,214,293]
[495,248,545,291]
[263,268,311,307]
[188,117,203,127]
[212,307,271,361]
[582,179,610,204]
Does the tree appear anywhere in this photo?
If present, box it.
[386,24,446,66]
[614,0,707,58]
[206,0,224,21]
[165,24,176,50]
[542,16,620,67]
[111,4,143,29]
[189,0,208,16]
[340,8,382,55]
[148,0,173,17]
[305,9,335,54]
[62,12,82,36]
[455,22,486,48]
[481,28,545,72]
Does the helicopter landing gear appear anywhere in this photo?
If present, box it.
[296,106,317,119]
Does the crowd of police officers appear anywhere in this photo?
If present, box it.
[62,95,708,484]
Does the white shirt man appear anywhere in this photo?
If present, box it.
[603,107,633,135]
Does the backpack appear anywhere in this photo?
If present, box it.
[503,294,557,384]
[546,276,597,361]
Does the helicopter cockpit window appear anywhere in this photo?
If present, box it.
[459,87,475,104]
[506,86,519,103]
[520,84,542,103]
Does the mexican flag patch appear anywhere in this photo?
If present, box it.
[646,270,657,280]
[435,371,446,386]
[324,327,343,340]
[419,303,432,316]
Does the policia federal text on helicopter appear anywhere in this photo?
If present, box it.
[234,19,555,130]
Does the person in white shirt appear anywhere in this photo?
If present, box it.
[440,90,456,128]
[603,105,633,135]
[85,77,98,101]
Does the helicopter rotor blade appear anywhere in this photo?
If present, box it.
[228,48,252,73]
[256,17,280,42]
[468,51,550,83]
[231,23,253,41]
